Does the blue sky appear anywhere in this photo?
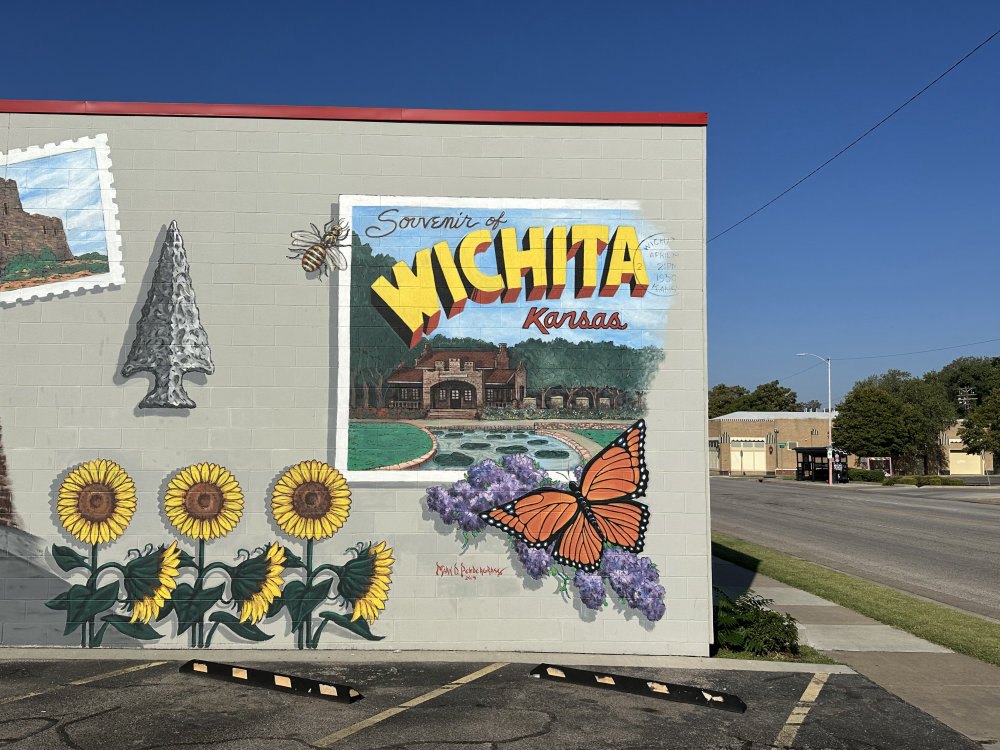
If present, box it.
[4,0,998,405]
[3,149,108,256]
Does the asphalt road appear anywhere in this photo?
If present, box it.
[710,477,1000,621]
[0,657,979,749]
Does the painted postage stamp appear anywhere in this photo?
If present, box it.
[0,134,123,304]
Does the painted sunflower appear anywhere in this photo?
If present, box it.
[337,542,394,624]
[164,463,243,540]
[124,541,181,624]
[271,461,351,540]
[232,542,287,624]
[57,459,137,545]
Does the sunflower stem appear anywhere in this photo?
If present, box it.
[310,618,329,649]
[197,540,205,648]
[310,563,343,579]
[204,621,220,649]
[88,544,98,647]
[305,539,314,648]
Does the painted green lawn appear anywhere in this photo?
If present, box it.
[569,429,621,445]
[348,423,433,471]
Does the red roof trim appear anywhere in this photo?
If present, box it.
[0,99,706,126]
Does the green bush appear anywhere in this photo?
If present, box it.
[883,475,963,487]
[848,467,886,482]
[714,588,799,656]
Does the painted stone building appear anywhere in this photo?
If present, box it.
[387,342,526,417]
[0,99,708,656]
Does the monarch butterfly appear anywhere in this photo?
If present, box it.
[479,420,649,572]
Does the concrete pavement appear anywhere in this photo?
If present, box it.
[714,556,1000,747]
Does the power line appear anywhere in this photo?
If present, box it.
[832,336,1000,362]
[708,27,1000,244]
[768,336,1000,387]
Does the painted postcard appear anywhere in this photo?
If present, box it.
[335,196,673,480]
[0,134,123,304]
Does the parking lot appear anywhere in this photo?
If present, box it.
[0,656,979,749]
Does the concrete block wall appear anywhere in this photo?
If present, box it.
[0,106,709,654]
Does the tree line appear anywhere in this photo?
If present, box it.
[713,356,1000,472]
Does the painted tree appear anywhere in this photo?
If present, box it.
[121,221,214,408]
[0,419,14,528]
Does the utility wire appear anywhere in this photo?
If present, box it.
[772,336,1000,385]
[832,336,1000,362]
[708,27,1000,244]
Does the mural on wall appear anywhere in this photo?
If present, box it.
[425,422,665,621]
[269,460,394,648]
[0,418,15,528]
[288,218,350,279]
[45,459,394,647]
[0,134,124,304]
[121,220,214,409]
[335,196,670,476]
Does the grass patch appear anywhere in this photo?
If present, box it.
[713,531,1000,668]
[348,422,433,470]
[569,429,621,445]
[713,645,838,664]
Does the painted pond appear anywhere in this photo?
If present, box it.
[426,428,583,471]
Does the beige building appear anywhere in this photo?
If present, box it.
[708,411,842,477]
[941,422,995,476]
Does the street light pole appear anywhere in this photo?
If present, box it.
[797,352,833,486]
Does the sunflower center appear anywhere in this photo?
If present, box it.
[78,483,117,522]
[291,482,332,519]
[184,482,224,520]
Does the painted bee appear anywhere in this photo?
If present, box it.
[288,218,350,278]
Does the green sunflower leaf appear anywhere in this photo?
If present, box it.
[282,550,306,569]
[156,598,174,621]
[51,545,89,572]
[45,589,71,611]
[280,578,334,629]
[208,611,273,642]
[169,582,225,635]
[63,582,119,635]
[318,610,385,641]
[266,596,286,618]
[100,614,164,640]
[176,549,198,569]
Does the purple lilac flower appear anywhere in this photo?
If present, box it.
[601,547,640,600]
[635,579,667,621]
[514,541,554,580]
[573,571,606,610]
[457,509,488,534]
[467,459,506,488]
[501,453,546,486]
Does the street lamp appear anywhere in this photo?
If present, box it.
[797,352,833,486]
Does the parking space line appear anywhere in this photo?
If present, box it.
[0,660,167,706]
[775,672,829,749]
[313,662,508,747]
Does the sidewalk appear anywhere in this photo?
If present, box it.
[713,556,1000,747]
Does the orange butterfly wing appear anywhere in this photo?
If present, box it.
[482,489,579,547]
[579,419,648,501]
[587,500,649,553]
[480,420,651,571]
[553,510,605,571]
